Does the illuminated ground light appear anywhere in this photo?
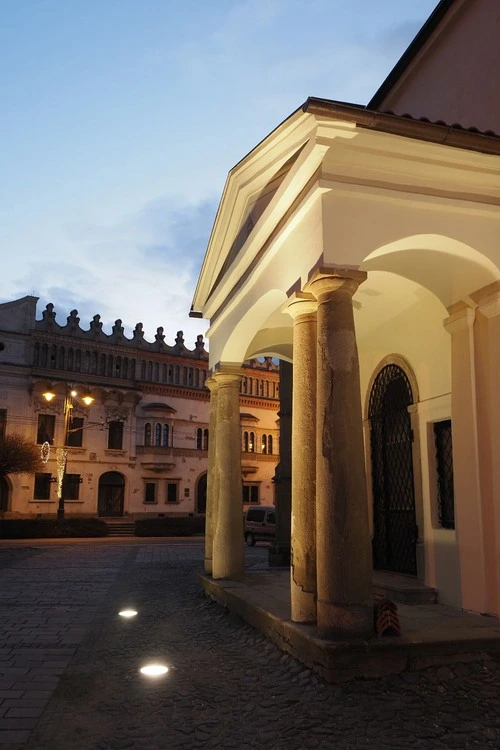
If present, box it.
[118,609,138,618]
[140,664,169,677]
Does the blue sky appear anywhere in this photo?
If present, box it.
[1,0,437,346]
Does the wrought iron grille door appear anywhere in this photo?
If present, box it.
[369,364,417,575]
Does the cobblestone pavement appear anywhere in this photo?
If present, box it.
[0,542,499,749]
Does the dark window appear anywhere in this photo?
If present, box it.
[266,511,276,524]
[144,423,151,446]
[162,424,169,447]
[196,428,203,450]
[166,482,178,504]
[63,473,81,501]
[203,429,209,451]
[66,417,84,447]
[261,434,267,454]
[434,420,455,529]
[34,473,51,500]
[243,431,249,452]
[108,421,123,450]
[154,423,161,446]
[37,414,55,445]
[249,432,255,453]
[144,482,156,503]
[268,435,273,455]
[0,409,6,442]
[243,484,259,504]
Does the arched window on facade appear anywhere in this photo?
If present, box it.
[153,362,159,382]
[41,343,48,366]
[162,424,169,447]
[75,349,82,372]
[249,431,255,453]
[58,346,65,369]
[268,435,273,455]
[154,423,162,446]
[203,429,209,451]
[33,343,40,366]
[100,354,106,376]
[174,366,180,384]
[194,369,200,387]
[107,355,113,377]
[243,431,249,452]
[196,428,203,450]
[144,423,152,446]
[261,434,267,454]
[162,364,167,383]
[147,362,153,381]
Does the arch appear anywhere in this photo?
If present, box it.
[144,423,152,446]
[97,471,125,517]
[196,472,207,514]
[364,354,419,420]
[368,362,417,576]
[162,423,169,447]
[217,288,288,364]
[362,234,500,309]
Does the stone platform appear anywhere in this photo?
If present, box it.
[200,569,500,682]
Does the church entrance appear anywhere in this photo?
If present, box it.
[97,472,125,517]
[369,364,417,576]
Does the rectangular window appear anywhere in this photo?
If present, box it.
[434,420,455,529]
[37,414,55,445]
[34,473,52,500]
[144,482,156,504]
[0,409,6,442]
[242,483,259,504]
[62,473,81,501]
[166,482,178,504]
[108,420,124,450]
[66,417,84,447]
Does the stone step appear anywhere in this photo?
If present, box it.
[104,521,136,537]
[372,571,438,605]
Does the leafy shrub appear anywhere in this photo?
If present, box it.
[1,518,109,538]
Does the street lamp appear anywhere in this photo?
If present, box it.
[42,386,94,521]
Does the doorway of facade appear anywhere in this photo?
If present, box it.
[196,473,207,514]
[369,363,417,576]
[0,477,9,512]
[97,472,125,517]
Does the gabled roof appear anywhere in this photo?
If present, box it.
[368,0,458,110]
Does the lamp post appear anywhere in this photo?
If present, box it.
[42,387,94,521]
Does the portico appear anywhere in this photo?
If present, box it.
[192,97,500,635]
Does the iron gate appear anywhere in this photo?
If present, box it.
[369,364,417,575]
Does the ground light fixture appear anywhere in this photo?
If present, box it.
[139,664,169,677]
[118,609,138,618]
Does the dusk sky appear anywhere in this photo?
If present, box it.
[1,0,437,347]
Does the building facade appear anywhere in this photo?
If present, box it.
[0,296,279,519]
[192,0,500,636]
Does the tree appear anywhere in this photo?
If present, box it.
[0,434,43,476]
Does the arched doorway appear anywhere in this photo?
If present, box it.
[369,363,417,575]
[98,472,125,517]
[196,473,207,514]
[0,477,9,512]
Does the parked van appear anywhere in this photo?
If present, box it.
[244,505,276,546]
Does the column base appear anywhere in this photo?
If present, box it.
[290,581,316,624]
[268,542,291,567]
[317,601,373,640]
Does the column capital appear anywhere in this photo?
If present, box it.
[443,302,476,335]
[211,363,244,386]
[470,281,500,320]
[305,266,367,300]
[284,292,317,321]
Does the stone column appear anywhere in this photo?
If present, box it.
[269,360,292,567]
[204,376,219,575]
[286,292,317,623]
[444,302,487,613]
[212,367,245,580]
[307,268,372,639]
[473,288,500,617]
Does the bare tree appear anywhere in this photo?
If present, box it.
[0,434,43,476]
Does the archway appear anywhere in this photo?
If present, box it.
[0,477,9,512]
[196,473,207,514]
[369,363,417,575]
[97,472,125,517]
